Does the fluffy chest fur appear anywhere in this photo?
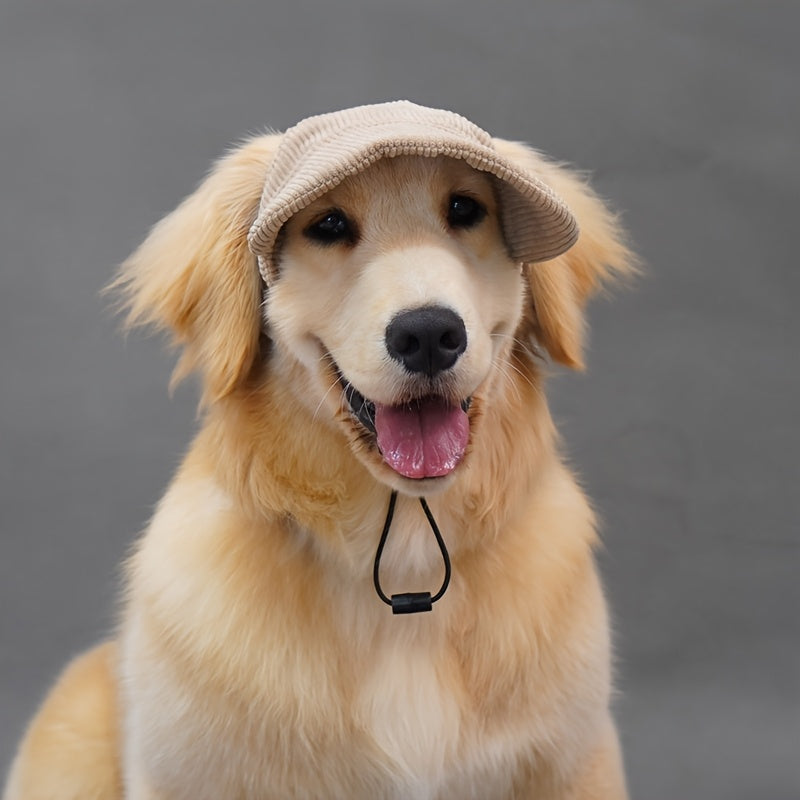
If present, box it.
[120,455,610,799]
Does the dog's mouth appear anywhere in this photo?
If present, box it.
[339,373,472,480]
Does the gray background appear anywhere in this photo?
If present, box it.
[1,1,797,797]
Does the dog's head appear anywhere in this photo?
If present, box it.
[115,107,633,496]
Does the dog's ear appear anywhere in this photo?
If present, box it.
[111,135,281,402]
[493,140,636,369]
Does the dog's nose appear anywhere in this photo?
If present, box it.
[385,305,467,377]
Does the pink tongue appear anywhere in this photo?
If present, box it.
[374,398,469,479]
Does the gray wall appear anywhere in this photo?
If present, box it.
[1,2,797,797]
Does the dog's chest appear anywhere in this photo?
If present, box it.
[152,643,514,800]
[129,491,537,798]
[209,635,518,798]
[338,618,527,800]
[353,635,462,797]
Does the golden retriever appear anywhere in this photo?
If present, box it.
[4,107,634,799]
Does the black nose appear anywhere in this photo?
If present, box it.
[385,305,467,377]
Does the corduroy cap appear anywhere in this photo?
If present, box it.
[248,101,578,283]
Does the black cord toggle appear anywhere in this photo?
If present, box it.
[373,490,452,614]
[390,592,433,614]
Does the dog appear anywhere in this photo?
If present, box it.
[4,102,634,799]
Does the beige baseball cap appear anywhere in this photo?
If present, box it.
[248,100,578,283]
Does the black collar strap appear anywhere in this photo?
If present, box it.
[373,490,452,614]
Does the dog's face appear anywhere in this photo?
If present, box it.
[268,156,524,491]
[116,133,632,502]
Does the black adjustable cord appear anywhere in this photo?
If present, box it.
[373,490,452,614]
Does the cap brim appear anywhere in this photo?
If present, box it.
[248,115,578,281]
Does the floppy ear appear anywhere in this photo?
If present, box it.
[493,140,636,369]
[111,134,281,402]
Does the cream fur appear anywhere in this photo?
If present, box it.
[4,135,634,799]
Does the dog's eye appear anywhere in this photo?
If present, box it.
[447,194,487,230]
[305,210,354,245]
